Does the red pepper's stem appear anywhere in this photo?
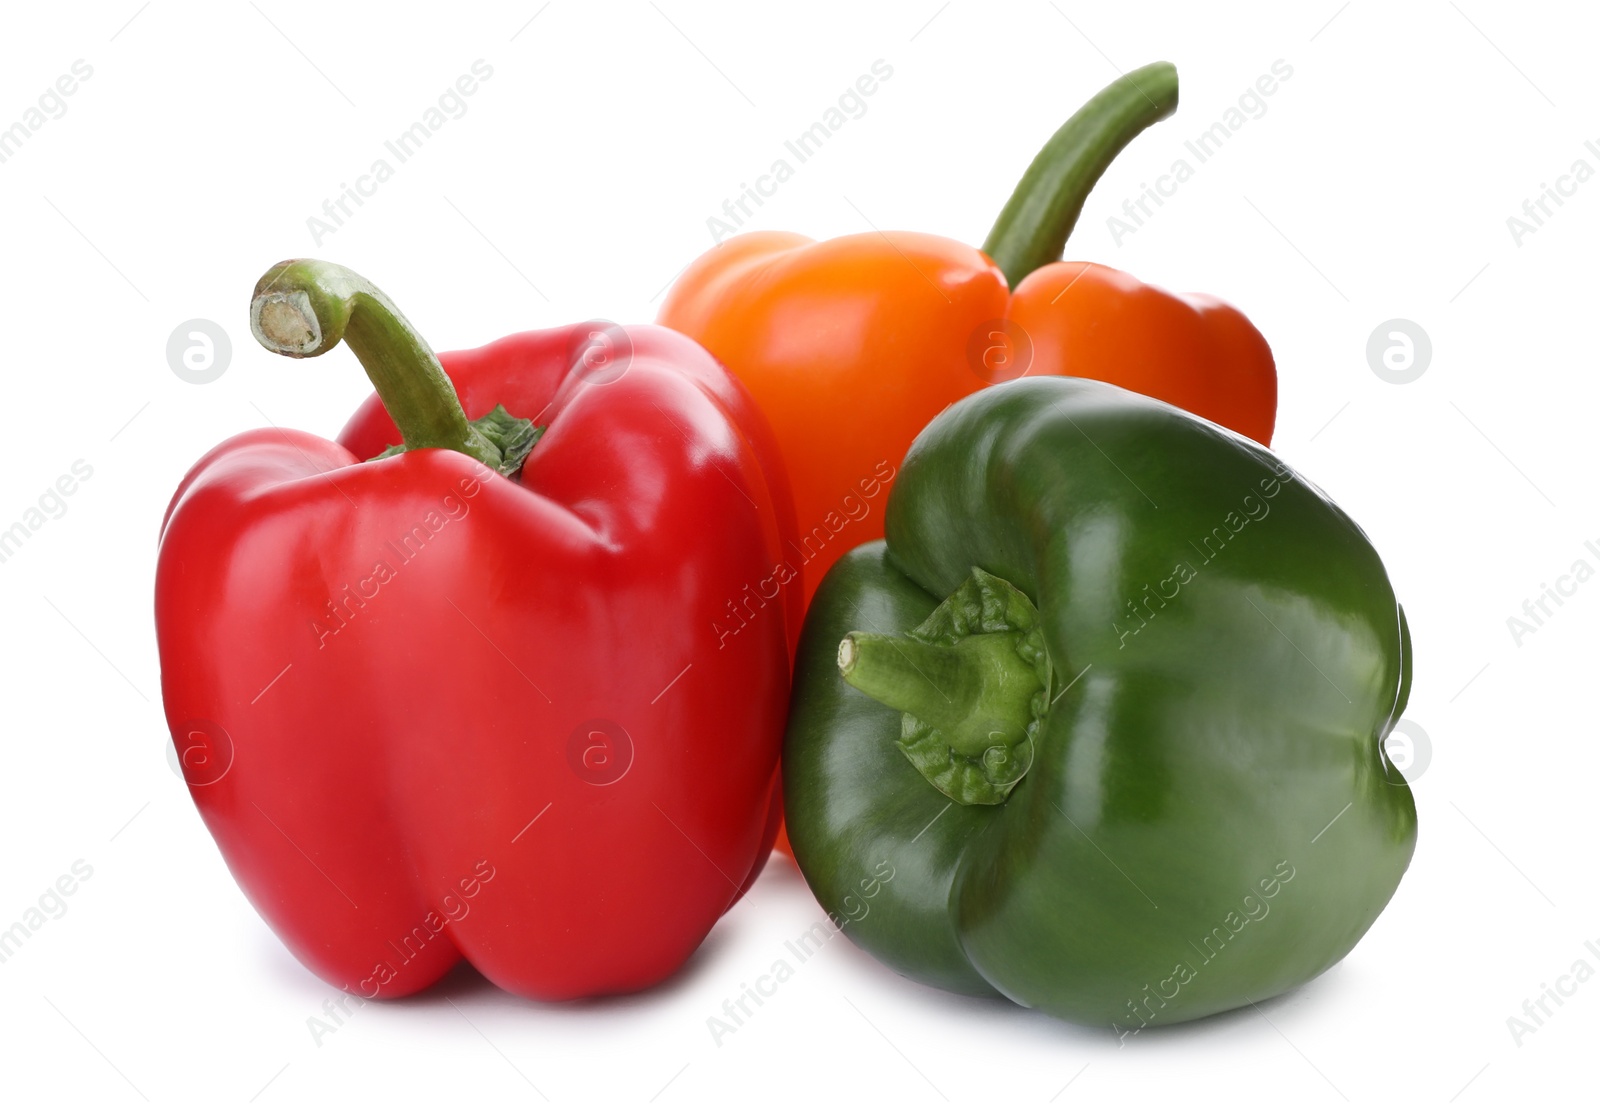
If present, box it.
[982,62,1178,289]
[250,260,515,471]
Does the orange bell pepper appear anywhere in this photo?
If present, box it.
[661,61,1275,613]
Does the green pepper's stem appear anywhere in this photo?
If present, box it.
[981,62,1178,288]
[250,259,509,471]
[839,630,1040,759]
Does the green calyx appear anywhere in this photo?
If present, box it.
[250,259,540,479]
[373,406,544,474]
[838,567,1053,805]
[982,61,1178,289]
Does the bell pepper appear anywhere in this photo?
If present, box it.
[156,260,796,1000]
[660,61,1275,611]
[784,377,1416,1028]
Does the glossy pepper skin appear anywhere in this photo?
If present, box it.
[661,63,1275,610]
[784,377,1415,1028]
[156,261,796,1000]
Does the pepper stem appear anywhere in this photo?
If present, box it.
[840,632,1038,756]
[838,568,1054,806]
[981,62,1179,289]
[250,259,537,476]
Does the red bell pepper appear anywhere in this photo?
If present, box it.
[156,260,796,999]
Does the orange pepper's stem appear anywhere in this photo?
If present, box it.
[982,62,1178,289]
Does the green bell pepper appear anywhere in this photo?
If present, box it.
[784,377,1416,1030]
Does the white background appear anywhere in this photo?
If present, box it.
[0,1,1593,1100]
